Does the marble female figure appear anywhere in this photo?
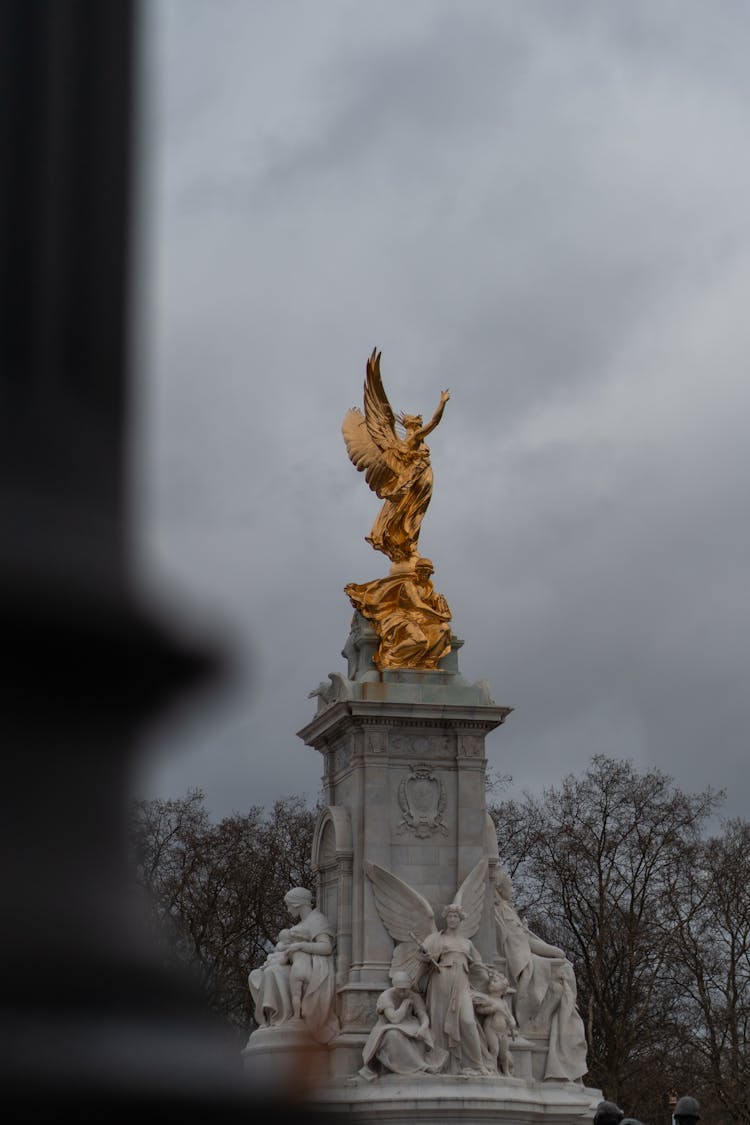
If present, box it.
[493,867,587,1081]
[248,888,339,1044]
[282,887,340,1044]
[419,904,491,1076]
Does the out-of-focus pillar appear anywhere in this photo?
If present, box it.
[0,3,317,1117]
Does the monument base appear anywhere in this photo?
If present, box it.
[308,1073,602,1124]
[242,1021,331,1102]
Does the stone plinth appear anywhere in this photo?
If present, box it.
[308,1074,600,1124]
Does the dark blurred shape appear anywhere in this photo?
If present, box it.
[674,1095,700,1123]
[594,1101,625,1125]
[0,2,320,1120]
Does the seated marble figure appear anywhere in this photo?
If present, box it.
[248,887,339,1044]
[360,971,448,1081]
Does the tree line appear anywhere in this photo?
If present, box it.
[130,757,750,1123]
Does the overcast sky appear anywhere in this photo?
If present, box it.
[132,1,750,823]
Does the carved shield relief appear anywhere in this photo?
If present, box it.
[397,763,448,838]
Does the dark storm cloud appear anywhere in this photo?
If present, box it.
[133,1,750,820]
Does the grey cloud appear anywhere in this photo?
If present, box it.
[134,1,750,822]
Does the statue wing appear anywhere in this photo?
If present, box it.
[454,857,490,940]
[341,349,403,498]
[364,860,436,944]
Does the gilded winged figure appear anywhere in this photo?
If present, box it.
[364,857,495,1075]
[342,349,450,565]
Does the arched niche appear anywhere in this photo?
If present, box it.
[312,806,353,988]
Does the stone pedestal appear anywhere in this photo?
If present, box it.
[310,1074,600,1125]
[243,614,601,1121]
[298,623,510,1066]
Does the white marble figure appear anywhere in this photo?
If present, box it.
[248,887,340,1044]
[493,867,587,1081]
[364,857,494,1076]
[359,970,448,1081]
[472,969,517,1076]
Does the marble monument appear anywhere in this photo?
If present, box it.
[242,351,601,1122]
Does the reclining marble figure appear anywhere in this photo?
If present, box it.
[493,867,587,1081]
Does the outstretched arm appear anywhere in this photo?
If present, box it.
[419,390,450,439]
[527,931,565,959]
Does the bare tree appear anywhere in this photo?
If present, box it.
[666,818,750,1124]
[130,790,317,1034]
[491,756,722,1119]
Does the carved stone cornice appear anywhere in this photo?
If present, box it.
[298,700,512,751]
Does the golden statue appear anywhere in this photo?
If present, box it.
[345,557,451,671]
[342,350,453,670]
[342,348,450,566]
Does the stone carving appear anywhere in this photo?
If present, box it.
[359,971,448,1081]
[308,672,354,710]
[317,820,336,867]
[391,734,450,758]
[364,857,495,1076]
[341,611,378,680]
[471,969,517,1076]
[333,744,353,773]
[458,733,484,758]
[493,867,587,1081]
[342,348,450,567]
[340,989,379,1030]
[345,557,452,671]
[248,887,339,1044]
[397,763,448,838]
[365,730,387,755]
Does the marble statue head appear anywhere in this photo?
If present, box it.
[284,887,313,916]
[391,970,413,994]
[442,902,466,927]
[486,970,511,995]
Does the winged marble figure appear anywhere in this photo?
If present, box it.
[364,857,494,1074]
[342,349,450,565]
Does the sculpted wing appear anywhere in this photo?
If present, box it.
[364,860,437,944]
[363,349,399,454]
[341,349,403,498]
[454,857,490,940]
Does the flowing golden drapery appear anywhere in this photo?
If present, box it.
[345,559,451,670]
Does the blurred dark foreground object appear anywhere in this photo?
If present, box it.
[0,3,323,1121]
